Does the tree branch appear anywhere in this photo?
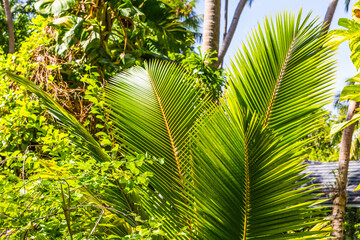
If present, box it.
[217,0,248,68]
[88,210,104,238]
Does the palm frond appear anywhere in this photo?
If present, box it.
[186,98,328,239]
[5,72,111,163]
[331,113,360,135]
[105,60,209,235]
[226,10,336,146]
[178,10,335,239]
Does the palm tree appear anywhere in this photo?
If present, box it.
[332,101,359,238]
[324,0,339,31]
[201,0,221,58]
[7,11,336,239]
[324,0,352,31]
[2,0,15,53]
[324,1,358,237]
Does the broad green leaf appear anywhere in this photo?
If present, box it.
[340,84,360,101]
[327,29,349,48]
[339,18,353,29]
[35,0,76,16]
[51,16,84,55]
[330,113,360,135]
[329,13,360,69]
[353,2,360,23]
[345,72,360,82]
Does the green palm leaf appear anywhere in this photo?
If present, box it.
[5,72,110,164]
[226,10,336,146]
[186,100,327,239]
[179,10,336,239]
[105,60,209,235]
[6,64,199,238]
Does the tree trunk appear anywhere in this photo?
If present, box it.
[201,0,221,60]
[331,101,359,239]
[217,0,248,68]
[324,0,339,32]
[223,0,228,41]
[322,0,350,237]
[3,0,15,53]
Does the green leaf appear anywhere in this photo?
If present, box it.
[338,18,353,28]
[186,102,328,239]
[340,84,360,101]
[35,0,76,16]
[105,60,210,236]
[100,138,112,146]
[330,113,360,135]
[136,176,147,184]
[126,162,139,175]
[329,14,360,69]
[345,72,360,83]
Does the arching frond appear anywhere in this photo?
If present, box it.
[5,72,110,163]
[226,11,336,146]
[105,60,210,236]
[187,100,328,239]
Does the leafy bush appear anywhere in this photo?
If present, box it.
[0,16,165,239]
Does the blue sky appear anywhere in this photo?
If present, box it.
[195,0,357,108]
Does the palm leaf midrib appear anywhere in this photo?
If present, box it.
[264,35,298,127]
[242,134,250,240]
[146,71,184,182]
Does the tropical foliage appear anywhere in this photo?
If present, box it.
[303,102,360,162]
[328,1,360,137]
[34,0,199,75]
[0,0,36,53]
[178,47,225,100]
[2,10,338,239]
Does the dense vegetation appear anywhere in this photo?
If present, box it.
[1,0,360,239]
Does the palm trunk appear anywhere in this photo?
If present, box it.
[217,0,248,68]
[223,0,228,41]
[322,1,353,237]
[201,0,221,60]
[3,0,15,53]
[324,0,339,32]
[331,101,359,239]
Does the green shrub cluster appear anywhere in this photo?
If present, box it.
[0,16,166,239]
